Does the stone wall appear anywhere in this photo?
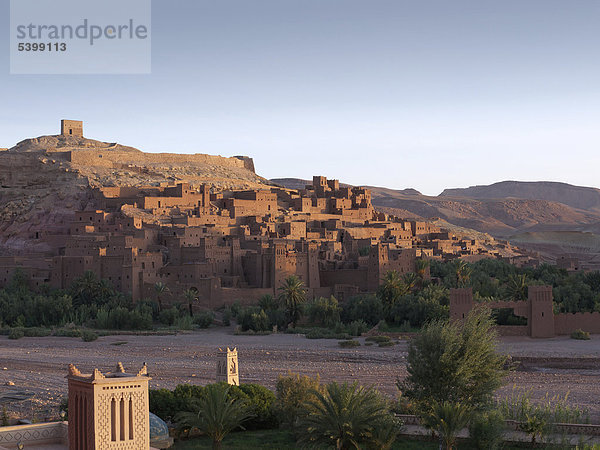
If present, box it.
[496,325,529,336]
[218,287,274,307]
[319,268,369,291]
[0,422,68,447]
[68,150,255,173]
[554,312,600,335]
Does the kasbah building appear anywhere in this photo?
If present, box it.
[0,120,529,311]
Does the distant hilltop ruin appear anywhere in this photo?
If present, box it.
[61,119,84,137]
[0,120,266,256]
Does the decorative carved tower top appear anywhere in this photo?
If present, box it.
[67,363,151,450]
[216,347,239,386]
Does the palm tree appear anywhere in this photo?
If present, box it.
[378,270,409,309]
[505,273,529,301]
[176,383,253,450]
[258,294,278,311]
[183,288,199,317]
[370,415,402,450]
[454,260,472,288]
[415,258,431,288]
[71,270,100,306]
[154,281,169,312]
[421,401,472,450]
[402,272,418,292]
[278,275,306,328]
[298,381,392,450]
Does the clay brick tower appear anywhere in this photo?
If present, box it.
[61,119,84,137]
[528,285,555,338]
[216,347,239,386]
[67,362,150,450]
[449,288,474,321]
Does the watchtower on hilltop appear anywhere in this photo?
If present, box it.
[61,119,84,137]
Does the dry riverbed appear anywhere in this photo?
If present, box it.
[0,329,598,422]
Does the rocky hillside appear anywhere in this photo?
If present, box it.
[0,134,269,254]
[441,181,600,213]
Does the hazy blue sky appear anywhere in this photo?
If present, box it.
[1,0,599,195]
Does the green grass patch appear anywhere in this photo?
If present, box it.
[338,339,360,348]
[172,429,295,449]
[171,431,525,450]
[378,341,395,347]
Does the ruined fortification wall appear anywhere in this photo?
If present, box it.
[554,312,600,335]
[68,150,255,172]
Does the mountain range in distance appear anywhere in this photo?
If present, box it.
[271,178,600,265]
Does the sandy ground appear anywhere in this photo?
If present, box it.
[0,329,599,422]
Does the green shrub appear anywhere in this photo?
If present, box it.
[8,328,24,340]
[237,307,267,332]
[346,319,368,336]
[397,320,413,332]
[193,311,214,328]
[341,295,384,327]
[228,383,277,430]
[23,327,51,337]
[366,335,391,344]
[95,306,153,330]
[229,301,242,318]
[303,328,350,340]
[519,412,547,446]
[305,296,341,327]
[497,389,589,424]
[378,341,394,347]
[54,328,82,338]
[275,372,322,427]
[469,409,505,450]
[174,383,206,402]
[571,329,591,340]
[420,401,472,450]
[158,307,180,326]
[81,330,98,342]
[402,308,507,408]
[258,294,278,312]
[151,382,277,430]
[339,339,360,348]
[149,388,187,422]
[175,315,194,330]
[222,307,232,326]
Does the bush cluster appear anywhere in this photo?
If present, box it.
[571,328,591,340]
[150,382,276,430]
